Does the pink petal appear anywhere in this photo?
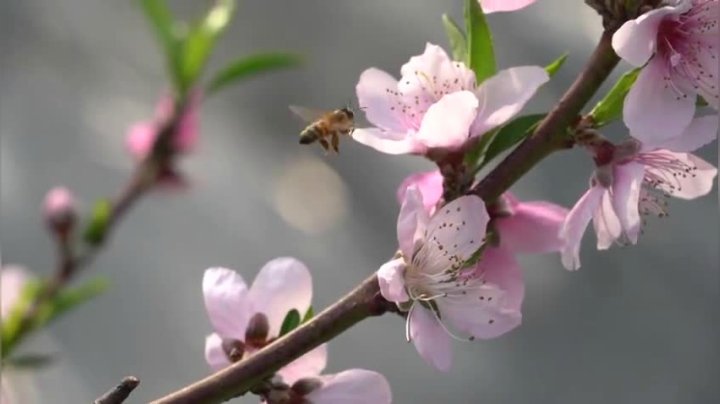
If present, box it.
[480,0,536,13]
[408,305,452,371]
[397,185,429,259]
[436,286,522,340]
[415,91,479,150]
[153,93,176,123]
[248,257,313,337]
[356,68,406,132]
[202,267,251,338]
[204,333,231,372]
[624,58,696,145]
[1,266,30,319]
[125,121,159,160]
[396,170,443,214]
[399,44,475,92]
[472,66,549,136]
[612,163,644,244]
[559,186,604,271]
[377,258,409,303]
[650,152,718,199]
[418,195,489,275]
[475,246,524,311]
[495,199,568,254]
[307,369,392,404]
[277,343,328,385]
[612,4,689,66]
[592,188,622,250]
[651,115,719,153]
[351,128,422,155]
[175,90,201,153]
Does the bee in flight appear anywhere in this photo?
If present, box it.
[288,105,357,154]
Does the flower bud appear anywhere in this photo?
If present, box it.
[245,312,270,347]
[221,338,245,362]
[290,377,323,396]
[43,187,77,238]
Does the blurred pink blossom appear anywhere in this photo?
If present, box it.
[203,261,391,403]
[378,186,522,371]
[612,0,718,144]
[354,44,548,157]
[480,0,537,13]
[1,256,32,404]
[560,115,718,270]
[42,186,77,235]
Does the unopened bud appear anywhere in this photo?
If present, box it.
[43,187,77,238]
[245,312,270,347]
[221,338,245,362]
[290,377,323,396]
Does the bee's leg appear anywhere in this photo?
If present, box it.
[319,138,331,155]
[331,133,340,154]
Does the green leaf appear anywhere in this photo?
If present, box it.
[442,14,468,64]
[465,126,499,166]
[83,199,113,245]
[465,0,496,84]
[301,306,314,324]
[279,309,301,337]
[696,95,708,107]
[180,0,237,89]
[479,114,546,170]
[206,52,303,96]
[4,353,56,370]
[137,0,184,91]
[545,53,568,78]
[588,68,641,127]
[1,280,43,356]
[42,277,109,324]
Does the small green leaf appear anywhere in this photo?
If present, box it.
[442,14,468,64]
[83,199,113,246]
[43,277,109,324]
[479,114,546,170]
[180,0,237,89]
[588,68,641,127]
[696,95,708,107]
[4,353,56,370]
[279,309,301,337]
[137,0,184,91]
[206,52,303,96]
[465,127,499,166]
[465,0,496,84]
[301,306,314,324]
[545,53,568,78]
[1,280,43,356]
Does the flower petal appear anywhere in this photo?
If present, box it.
[396,170,444,214]
[472,66,549,136]
[377,258,409,303]
[175,90,201,153]
[474,246,524,311]
[480,0,536,13]
[436,286,522,340]
[277,343,328,385]
[356,68,406,132]
[417,195,489,275]
[306,369,392,404]
[397,185,429,258]
[612,4,689,66]
[125,122,158,160]
[351,128,422,155]
[415,91,479,150]
[650,115,719,153]
[624,58,696,145]
[495,199,569,254]
[204,333,231,372]
[408,305,452,371]
[1,266,31,320]
[399,43,475,94]
[248,257,313,337]
[203,267,251,338]
[559,186,605,271]
[593,188,622,250]
[612,163,644,244]
[650,152,718,199]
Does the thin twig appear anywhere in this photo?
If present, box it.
[95,376,140,404]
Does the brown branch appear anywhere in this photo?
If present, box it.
[471,29,620,202]
[95,376,140,404]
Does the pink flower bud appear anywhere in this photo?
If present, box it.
[43,186,77,237]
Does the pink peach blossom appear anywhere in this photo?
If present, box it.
[560,115,718,270]
[378,186,522,371]
[480,0,537,13]
[612,0,718,143]
[203,260,391,403]
[354,44,548,156]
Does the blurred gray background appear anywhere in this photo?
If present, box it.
[1,1,718,403]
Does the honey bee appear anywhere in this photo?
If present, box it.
[289,105,357,154]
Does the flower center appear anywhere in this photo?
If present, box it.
[633,151,698,196]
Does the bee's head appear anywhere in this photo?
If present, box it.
[338,107,354,119]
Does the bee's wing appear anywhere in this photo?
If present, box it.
[288,105,330,123]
